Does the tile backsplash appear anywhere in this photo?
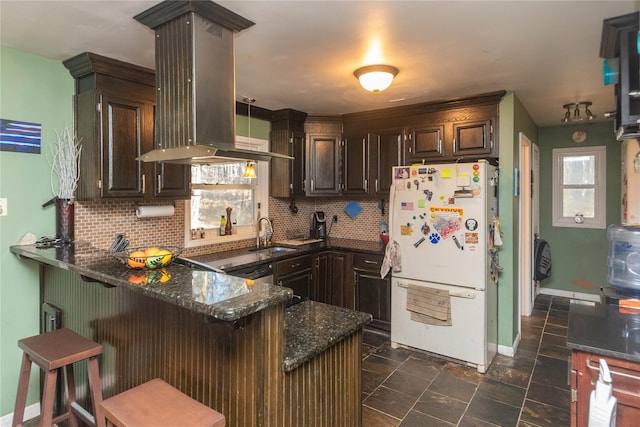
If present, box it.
[75,196,388,254]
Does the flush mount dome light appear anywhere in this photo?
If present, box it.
[354,65,399,93]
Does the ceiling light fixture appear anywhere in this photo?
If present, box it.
[242,97,257,179]
[353,65,399,93]
[561,102,596,123]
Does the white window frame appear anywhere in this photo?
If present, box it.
[552,145,606,229]
[184,136,269,248]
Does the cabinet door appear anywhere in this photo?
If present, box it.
[307,133,342,195]
[355,271,391,331]
[277,269,313,303]
[342,132,369,195]
[452,118,493,157]
[330,252,354,309]
[406,124,445,162]
[374,129,404,195]
[100,93,147,198]
[270,130,306,197]
[313,252,330,304]
[290,131,306,196]
[153,163,191,198]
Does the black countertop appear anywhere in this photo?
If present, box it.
[10,241,372,371]
[10,242,292,322]
[567,299,640,363]
[184,237,386,272]
[283,301,371,371]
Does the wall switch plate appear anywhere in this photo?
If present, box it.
[332,215,338,223]
[0,198,7,216]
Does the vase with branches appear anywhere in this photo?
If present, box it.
[47,127,82,243]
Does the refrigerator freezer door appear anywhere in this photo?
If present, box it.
[390,277,496,373]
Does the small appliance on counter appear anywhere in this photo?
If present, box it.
[311,211,327,240]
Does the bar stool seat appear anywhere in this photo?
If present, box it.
[99,378,225,427]
[12,328,103,427]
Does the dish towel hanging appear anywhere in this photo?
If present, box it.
[380,240,401,278]
[406,284,452,326]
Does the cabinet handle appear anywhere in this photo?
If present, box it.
[290,263,301,269]
[375,179,379,193]
[157,174,162,191]
[438,139,442,153]
[585,357,640,381]
[364,260,379,265]
[278,280,283,286]
[629,90,640,98]
[364,179,368,192]
[142,174,146,194]
[311,179,315,192]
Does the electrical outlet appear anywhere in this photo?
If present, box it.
[332,215,338,223]
[0,198,7,216]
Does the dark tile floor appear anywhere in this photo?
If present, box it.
[361,294,572,426]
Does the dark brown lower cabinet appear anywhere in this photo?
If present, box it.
[274,255,313,304]
[353,254,391,331]
[314,251,354,309]
[571,350,640,427]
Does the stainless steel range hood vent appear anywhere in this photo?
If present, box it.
[134,0,292,164]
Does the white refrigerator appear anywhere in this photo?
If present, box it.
[389,160,499,373]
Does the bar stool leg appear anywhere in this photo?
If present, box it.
[65,364,79,427]
[39,369,58,427]
[87,356,105,427]
[11,353,31,427]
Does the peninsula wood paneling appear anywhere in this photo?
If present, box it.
[41,266,363,427]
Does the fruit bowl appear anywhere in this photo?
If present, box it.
[113,246,183,270]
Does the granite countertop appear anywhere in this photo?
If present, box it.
[567,300,640,363]
[283,300,372,372]
[11,242,373,371]
[185,237,386,272]
[10,242,292,322]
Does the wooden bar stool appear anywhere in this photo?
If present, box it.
[99,378,225,427]
[12,328,104,427]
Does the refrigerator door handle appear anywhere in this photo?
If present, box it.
[395,281,477,299]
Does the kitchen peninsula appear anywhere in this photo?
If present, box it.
[10,243,371,427]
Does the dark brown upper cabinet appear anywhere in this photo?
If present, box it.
[601,12,640,139]
[375,128,405,195]
[405,124,445,162]
[305,117,343,196]
[270,109,307,197]
[342,130,369,195]
[452,117,494,157]
[63,52,190,201]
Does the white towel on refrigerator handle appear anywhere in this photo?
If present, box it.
[381,240,401,278]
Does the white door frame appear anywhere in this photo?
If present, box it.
[519,133,534,317]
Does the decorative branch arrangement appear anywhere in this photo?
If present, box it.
[49,127,82,200]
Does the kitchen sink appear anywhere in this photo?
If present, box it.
[248,246,297,255]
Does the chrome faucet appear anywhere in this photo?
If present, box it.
[256,217,273,249]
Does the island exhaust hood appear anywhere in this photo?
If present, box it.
[134,0,292,164]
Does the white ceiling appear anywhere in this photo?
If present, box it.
[1,1,637,127]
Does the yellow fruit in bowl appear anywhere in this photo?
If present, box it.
[144,247,161,256]
[127,250,147,269]
[156,249,173,266]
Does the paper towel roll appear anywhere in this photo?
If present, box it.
[135,205,175,218]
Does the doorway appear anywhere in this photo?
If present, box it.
[519,133,539,317]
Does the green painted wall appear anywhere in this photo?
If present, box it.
[0,48,271,417]
[537,122,621,294]
[497,92,538,349]
[0,47,74,415]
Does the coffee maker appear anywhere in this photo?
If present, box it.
[311,211,327,239]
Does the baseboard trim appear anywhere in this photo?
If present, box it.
[539,288,600,302]
[498,332,521,357]
[0,403,40,427]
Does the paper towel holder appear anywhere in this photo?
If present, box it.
[134,203,175,219]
